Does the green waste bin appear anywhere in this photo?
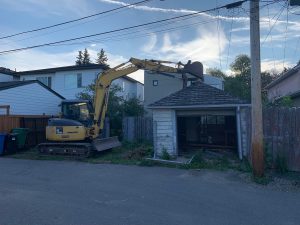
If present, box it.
[11,128,30,149]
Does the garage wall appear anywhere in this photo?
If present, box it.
[240,107,251,157]
[153,109,177,157]
[0,83,62,115]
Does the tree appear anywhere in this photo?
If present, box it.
[224,54,252,100]
[96,48,109,66]
[123,97,145,117]
[76,81,144,137]
[206,68,226,78]
[224,54,277,102]
[230,54,251,76]
[75,50,83,65]
[82,48,91,65]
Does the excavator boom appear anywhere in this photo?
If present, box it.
[38,57,203,157]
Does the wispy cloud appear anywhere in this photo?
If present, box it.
[141,26,228,69]
[98,0,249,23]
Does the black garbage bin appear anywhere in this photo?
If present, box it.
[5,133,18,154]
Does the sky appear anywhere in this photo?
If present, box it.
[0,0,299,83]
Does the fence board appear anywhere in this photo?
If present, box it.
[122,117,153,142]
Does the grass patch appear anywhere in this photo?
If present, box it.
[85,141,153,165]
[252,175,273,185]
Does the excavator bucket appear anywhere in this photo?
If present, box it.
[92,136,121,152]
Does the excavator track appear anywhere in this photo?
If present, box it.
[38,142,92,158]
[38,136,121,158]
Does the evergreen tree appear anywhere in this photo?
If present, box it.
[96,48,108,66]
[82,48,91,65]
[75,50,83,65]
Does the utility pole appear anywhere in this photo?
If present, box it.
[250,0,264,177]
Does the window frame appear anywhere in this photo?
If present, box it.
[153,80,158,86]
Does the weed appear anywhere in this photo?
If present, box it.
[275,152,288,174]
[238,159,252,173]
[264,143,273,169]
[161,148,171,160]
[252,175,272,185]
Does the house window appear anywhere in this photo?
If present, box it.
[153,80,158,86]
[64,74,82,88]
[77,73,82,88]
[37,76,52,88]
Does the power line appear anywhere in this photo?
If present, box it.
[0,0,248,55]
[216,0,222,69]
[261,4,286,45]
[283,1,289,69]
[0,5,136,46]
[51,19,215,47]
[267,2,276,70]
[226,9,235,67]
[0,0,151,40]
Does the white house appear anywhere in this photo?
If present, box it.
[0,81,64,115]
[16,64,144,100]
[0,67,18,82]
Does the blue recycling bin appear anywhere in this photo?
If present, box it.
[0,133,7,155]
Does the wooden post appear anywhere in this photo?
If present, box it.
[250,0,264,177]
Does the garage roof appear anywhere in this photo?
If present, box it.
[149,82,249,108]
[0,81,65,99]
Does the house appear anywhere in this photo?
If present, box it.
[148,81,250,160]
[266,63,300,106]
[144,71,224,113]
[0,81,64,115]
[0,67,18,82]
[15,64,144,100]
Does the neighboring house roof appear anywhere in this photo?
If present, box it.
[0,81,65,99]
[0,67,16,75]
[15,64,143,85]
[266,64,300,89]
[15,64,109,76]
[149,82,249,108]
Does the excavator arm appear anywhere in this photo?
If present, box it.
[91,57,190,138]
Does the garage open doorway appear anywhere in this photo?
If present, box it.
[177,114,237,155]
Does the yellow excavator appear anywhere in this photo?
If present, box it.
[38,58,203,157]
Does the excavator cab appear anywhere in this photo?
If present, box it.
[61,100,93,127]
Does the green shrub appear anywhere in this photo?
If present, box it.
[161,148,171,160]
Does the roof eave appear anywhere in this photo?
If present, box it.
[148,103,251,109]
[266,65,300,89]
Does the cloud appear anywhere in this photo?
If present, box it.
[1,0,92,16]
[261,59,293,72]
[98,0,249,23]
[141,26,228,69]
[0,44,128,70]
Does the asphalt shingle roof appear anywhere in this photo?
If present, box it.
[149,82,248,108]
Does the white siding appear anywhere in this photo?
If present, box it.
[0,73,14,82]
[0,83,62,115]
[136,82,144,101]
[20,69,143,100]
[112,78,137,100]
[153,109,177,157]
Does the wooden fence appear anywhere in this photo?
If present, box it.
[122,117,153,142]
[0,115,111,147]
[122,108,300,171]
[263,107,300,172]
[0,115,52,147]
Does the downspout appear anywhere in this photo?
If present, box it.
[236,106,243,160]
